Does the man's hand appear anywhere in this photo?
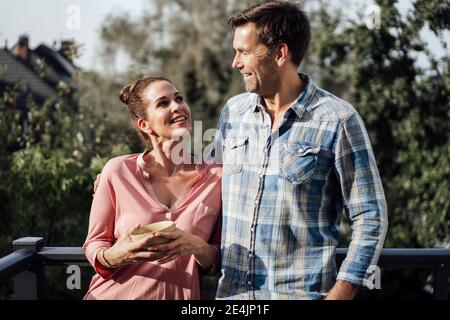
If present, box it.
[324,280,359,300]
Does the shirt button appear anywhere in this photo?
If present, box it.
[253,200,258,205]
[250,227,255,232]
[248,281,252,285]
[249,252,254,257]
[259,174,263,178]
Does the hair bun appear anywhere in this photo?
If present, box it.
[119,83,134,105]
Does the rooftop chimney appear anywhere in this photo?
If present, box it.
[12,35,29,61]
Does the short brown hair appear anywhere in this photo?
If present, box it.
[119,76,172,146]
[229,1,311,67]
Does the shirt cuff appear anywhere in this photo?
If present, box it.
[337,260,380,288]
[93,247,118,280]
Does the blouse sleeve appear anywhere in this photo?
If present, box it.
[205,210,222,276]
[83,161,119,280]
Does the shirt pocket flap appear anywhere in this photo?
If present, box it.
[223,136,249,175]
[224,136,249,149]
[280,142,321,184]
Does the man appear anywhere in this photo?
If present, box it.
[213,1,388,300]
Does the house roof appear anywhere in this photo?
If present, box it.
[0,48,57,100]
[34,44,76,79]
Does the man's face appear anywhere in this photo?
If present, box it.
[232,22,278,96]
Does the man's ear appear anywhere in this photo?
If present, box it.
[274,43,289,67]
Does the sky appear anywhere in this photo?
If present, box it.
[0,0,147,70]
[0,0,448,72]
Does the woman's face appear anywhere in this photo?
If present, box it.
[140,80,192,140]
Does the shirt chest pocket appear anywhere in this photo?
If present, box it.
[279,142,323,185]
[223,136,248,175]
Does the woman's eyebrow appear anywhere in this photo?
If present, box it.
[154,96,168,103]
[155,92,181,102]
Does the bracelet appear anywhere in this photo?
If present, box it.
[101,248,118,269]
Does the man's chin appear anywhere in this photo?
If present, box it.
[245,84,258,93]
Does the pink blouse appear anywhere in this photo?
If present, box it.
[83,152,222,300]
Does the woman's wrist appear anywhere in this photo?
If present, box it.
[98,248,119,268]
[192,238,213,270]
[104,248,121,267]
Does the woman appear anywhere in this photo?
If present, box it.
[83,76,222,300]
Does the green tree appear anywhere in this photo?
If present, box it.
[312,0,449,247]
[0,49,134,299]
[97,0,262,131]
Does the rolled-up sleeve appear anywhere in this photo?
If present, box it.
[83,162,118,280]
[334,112,388,287]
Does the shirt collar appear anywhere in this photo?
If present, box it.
[237,73,317,120]
[137,150,205,181]
[289,73,317,120]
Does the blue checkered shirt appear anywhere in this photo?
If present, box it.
[213,73,388,300]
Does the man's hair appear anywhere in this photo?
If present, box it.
[229,1,311,67]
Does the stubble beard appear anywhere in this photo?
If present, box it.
[244,57,278,96]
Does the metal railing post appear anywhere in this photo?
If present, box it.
[13,237,44,300]
[433,264,449,300]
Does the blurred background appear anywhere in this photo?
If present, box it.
[0,0,449,299]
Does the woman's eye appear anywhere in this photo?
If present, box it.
[158,101,168,107]
[175,96,183,103]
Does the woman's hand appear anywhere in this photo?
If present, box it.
[101,224,169,267]
[149,227,214,271]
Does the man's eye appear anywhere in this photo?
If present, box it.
[158,101,168,107]
[175,96,183,102]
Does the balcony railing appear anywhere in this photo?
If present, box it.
[0,237,449,300]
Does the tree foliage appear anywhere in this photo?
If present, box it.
[0,0,448,299]
[312,0,449,247]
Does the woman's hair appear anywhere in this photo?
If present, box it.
[119,76,172,146]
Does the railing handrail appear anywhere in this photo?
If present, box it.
[337,248,450,265]
[1,244,449,300]
[2,247,449,271]
[0,249,35,283]
[38,247,88,265]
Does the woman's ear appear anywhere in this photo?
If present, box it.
[137,119,150,135]
[138,118,159,139]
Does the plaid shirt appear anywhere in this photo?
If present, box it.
[213,73,388,300]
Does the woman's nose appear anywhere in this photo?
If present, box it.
[170,100,182,111]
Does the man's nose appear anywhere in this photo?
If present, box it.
[232,54,242,69]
